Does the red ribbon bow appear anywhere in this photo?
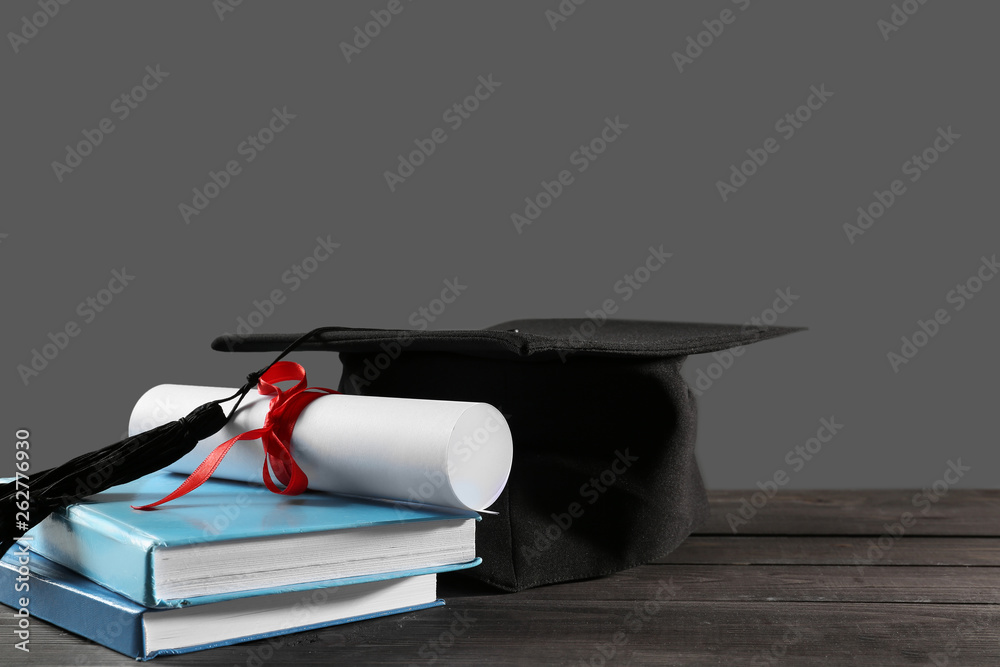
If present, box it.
[132,362,338,510]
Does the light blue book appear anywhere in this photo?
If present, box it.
[0,550,446,660]
[25,472,480,609]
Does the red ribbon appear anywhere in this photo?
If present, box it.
[132,361,338,510]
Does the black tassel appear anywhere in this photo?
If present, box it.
[0,402,230,556]
[0,327,343,556]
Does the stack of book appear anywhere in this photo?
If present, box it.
[0,473,480,659]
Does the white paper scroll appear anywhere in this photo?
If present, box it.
[129,384,513,512]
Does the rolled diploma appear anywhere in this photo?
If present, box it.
[129,384,513,512]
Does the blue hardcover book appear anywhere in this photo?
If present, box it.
[25,472,480,608]
[0,550,446,660]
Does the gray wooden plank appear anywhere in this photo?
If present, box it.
[701,490,1000,536]
[442,563,1000,605]
[657,535,1000,566]
[5,490,999,665]
[3,600,996,666]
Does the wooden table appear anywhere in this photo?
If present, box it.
[6,491,999,665]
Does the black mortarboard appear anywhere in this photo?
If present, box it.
[211,319,801,592]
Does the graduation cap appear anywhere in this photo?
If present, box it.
[210,319,802,592]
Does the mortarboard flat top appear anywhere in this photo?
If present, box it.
[213,319,801,360]
[213,319,802,591]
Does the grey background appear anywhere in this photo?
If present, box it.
[3,1,997,490]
